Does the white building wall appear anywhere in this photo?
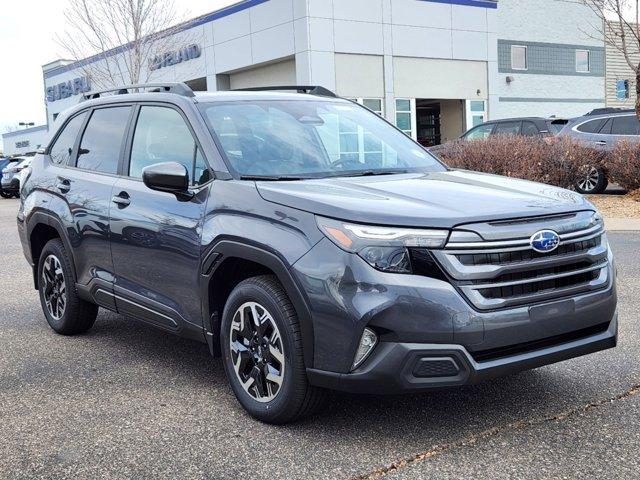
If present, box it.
[2,126,49,156]
[495,0,605,119]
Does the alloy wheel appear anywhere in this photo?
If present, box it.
[42,254,66,320]
[229,301,285,403]
[577,167,600,193]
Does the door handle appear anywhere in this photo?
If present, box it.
[56,178,70,193]
[112,192,130,207]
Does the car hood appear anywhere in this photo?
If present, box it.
[256,170,594,229]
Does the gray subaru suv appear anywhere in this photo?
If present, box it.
[18,84,617,424]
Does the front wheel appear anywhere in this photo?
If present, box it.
[0,190,11,199]
[575,167,607,194]
[220,275,324,424]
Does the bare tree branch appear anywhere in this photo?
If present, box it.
[582,0,640,115]
[55,0,200,90]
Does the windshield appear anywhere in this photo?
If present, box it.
[199,99,446,178]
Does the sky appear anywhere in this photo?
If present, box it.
[0,0,237,153]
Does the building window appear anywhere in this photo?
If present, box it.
[576,50,590,73]
[395,99,413,137]
[616,79,630,100]
[348,98,384,116]
[339,98,385,165]
[511,45,527,70]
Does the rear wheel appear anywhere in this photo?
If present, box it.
[37,239,98,335]
[575,167,607,194]
[0,190,11,199]
[221,275,324,424]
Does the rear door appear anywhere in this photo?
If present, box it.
[109,103,212,334]
[54,105,133,307]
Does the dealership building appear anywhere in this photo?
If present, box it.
[4,0,606,154]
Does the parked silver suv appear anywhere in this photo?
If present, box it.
[558,108,640,194]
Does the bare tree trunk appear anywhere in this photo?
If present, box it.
[636,69,640,117]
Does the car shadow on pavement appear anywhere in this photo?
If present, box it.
[84,310,583,438]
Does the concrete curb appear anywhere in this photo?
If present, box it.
[605,218,640,232]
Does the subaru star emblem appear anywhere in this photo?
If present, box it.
[530,230,560,253]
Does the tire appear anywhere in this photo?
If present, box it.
[12,193,20,198]
[220,275,325,424]
[575,167,607,194]
[37,239,98,335]
[0,190,11,199]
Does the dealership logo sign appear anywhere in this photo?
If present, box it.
[46,76,91,103]
[149,43,201,71]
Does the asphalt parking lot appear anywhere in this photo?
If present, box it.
[1,197,638,480]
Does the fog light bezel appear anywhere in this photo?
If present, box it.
[351,327,378,371]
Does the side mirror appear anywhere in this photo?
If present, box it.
[142,162,190,195]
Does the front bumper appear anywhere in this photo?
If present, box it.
[307,312,618,394]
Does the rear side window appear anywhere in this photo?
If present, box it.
[49,112,87,165]
[611,115,640,135]
[521,121,540,136]
[129,106,210,185]
[493,121,521,135]
[76,107,132,174]
[576,118,607,134]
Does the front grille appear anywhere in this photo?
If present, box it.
[430,215,610,310]
[478,268,601,300]
[457,237,600,267]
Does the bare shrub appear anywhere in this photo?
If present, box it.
[607,141,640,194]
[436,136,606,190]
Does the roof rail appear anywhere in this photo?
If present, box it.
[234,85,337,98]
[81,82,195,101]
[585,107,635,116]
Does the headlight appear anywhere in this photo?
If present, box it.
[316,216,449,273]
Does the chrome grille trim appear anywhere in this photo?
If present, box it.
[433,220,609,310]
[444,225,603,250]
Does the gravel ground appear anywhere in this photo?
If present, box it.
[586,194,640,218]
[0,198,638,480]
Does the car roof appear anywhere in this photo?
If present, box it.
[53,88,348,132]
[484,117,556,124]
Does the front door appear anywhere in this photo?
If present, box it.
[109,104,211,335]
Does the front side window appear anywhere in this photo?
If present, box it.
[49,112,87,165]
[199,100,445,178]
[511,46,527,70]
[464,123,494,140]
[76,107,131,174]
[129,106,209,185]
[576,50,590,73]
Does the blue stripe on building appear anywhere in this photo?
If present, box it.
[419,0,498,8]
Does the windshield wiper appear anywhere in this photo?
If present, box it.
[240,175,305,181]
[330,169,410,178]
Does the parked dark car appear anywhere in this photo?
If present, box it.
[18,84,617,424]
[558,108,640,194]
[1,157,26,198]
[460,117,568,141]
